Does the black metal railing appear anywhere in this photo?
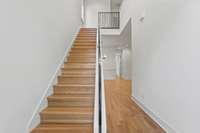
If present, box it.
[98,12,120,29]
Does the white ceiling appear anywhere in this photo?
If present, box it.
[112,0,122,5]
[111,0,123,10]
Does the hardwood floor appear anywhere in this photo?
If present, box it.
[105,79,165,133]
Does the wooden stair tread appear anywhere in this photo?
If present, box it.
[67,57,96,63]
[61,74,95,76]
[34,123,92,129]
[70,51,96,54]
[74,42,96,44]
[79,31,96,32]
[75,39,96,41]
[75,41,96,44]
[77,35,96,37]
[67,57,96,60]
[74,44,95,46]
[41,107,93,114]
[71,48,96,51]
[78,33,96,34]
[61,74,95,77]
[36,123,93,128]
[73,44,96,46]
[54,84,95,88]
[65,62,95,64]
[72,46,96,49]
[63,66,95,69]
[64,63,95,69]
[48,95,94,107]
[75,38,96,41]
[67,60,96,63]
[78,32,96,34]
[71,49,96,51]
[53,85,95,95]
[48,95,94,99]
[61,71,95,74]
[40,107,93,124]
[54,91,94,95]
[69,54,96,56]
[80,28,96,29]
[32,124,92,133]
[69,54,96,57]
[58,75,95,78]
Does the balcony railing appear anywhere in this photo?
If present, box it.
[98,12,120,29]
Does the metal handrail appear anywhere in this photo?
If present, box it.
[93,27,107,133]
[98,26,107,133]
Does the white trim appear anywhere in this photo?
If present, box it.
[100,62,107,133]
[94,28,99,133]
[26,26,80,132]
[99,30,107,133]
[131,96,178,133]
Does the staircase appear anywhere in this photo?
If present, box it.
[31,28,97,133]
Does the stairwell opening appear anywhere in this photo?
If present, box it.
[101,19,132,80]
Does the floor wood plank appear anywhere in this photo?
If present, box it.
[105,79,166,133]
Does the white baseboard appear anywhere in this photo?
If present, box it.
[26,26,80,132]
[131,96,178,133]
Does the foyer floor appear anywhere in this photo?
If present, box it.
[105,80,165,133]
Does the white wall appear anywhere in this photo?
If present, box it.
[102,48,116,79]
[102,35,120,79]
[85,0,110,27]
[0,0,81,133]
[110,0,123,12]
[102,21,132,80]
[120,20,132,79]
[120,0,200,132]
[121,47,132,79]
